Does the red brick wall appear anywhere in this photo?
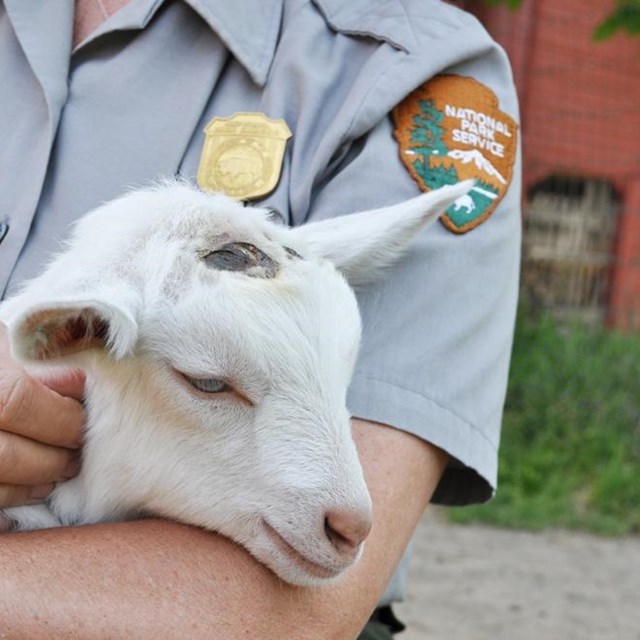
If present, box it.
[470,0,640,188]
[465,0,640,328]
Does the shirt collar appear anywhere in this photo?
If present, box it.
[186,0,415,85]
[73,0,413,86]
[183,0,284,86]
[74,0,283,86]
[311,0,417,53]
[4,0,74,110]
[165,0,414,84]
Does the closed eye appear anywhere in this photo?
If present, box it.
[174,370,254,406]
[187,377,228,393]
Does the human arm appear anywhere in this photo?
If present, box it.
[0,418,446,640]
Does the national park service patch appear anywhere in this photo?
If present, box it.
[393,75,518,234]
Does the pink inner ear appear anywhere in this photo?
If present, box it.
[23,309,110,360]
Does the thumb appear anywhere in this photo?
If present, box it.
[38,369,86,402]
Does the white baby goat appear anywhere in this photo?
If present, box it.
[0,179,471,586]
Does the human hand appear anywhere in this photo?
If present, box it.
[0,324,85,507]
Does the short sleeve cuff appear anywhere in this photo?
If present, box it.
[348,373,498,506]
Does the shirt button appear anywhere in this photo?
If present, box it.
[0,221,8,244]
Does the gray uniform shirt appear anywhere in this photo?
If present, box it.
[0,0,521,603]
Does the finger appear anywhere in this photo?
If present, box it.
[0,431,81,485]
[0,373,85,449]
[38,369,86,402]
[0,482,56,508]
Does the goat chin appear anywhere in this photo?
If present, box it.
[0,180,472,584]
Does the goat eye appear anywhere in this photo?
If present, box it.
[187,377,229,394]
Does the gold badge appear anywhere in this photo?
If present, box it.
[197,113,292,201]
[393,75,518,234]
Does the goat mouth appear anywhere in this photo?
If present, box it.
[260,519,341,580]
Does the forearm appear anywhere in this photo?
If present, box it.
[0,420,447,639]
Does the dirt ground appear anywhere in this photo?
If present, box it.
[394,508,640,640]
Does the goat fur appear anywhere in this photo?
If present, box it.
[0,179,472,585]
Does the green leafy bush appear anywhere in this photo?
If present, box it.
[449,308,640,535]
[477,0,640,41]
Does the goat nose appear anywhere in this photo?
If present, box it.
[324,508,372,553]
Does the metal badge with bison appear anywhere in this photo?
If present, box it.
[197,112,292,202]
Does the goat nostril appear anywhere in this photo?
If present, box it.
[324,508,372,553]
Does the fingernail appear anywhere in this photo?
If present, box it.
[30,483,55,500]
[61,455,81,479]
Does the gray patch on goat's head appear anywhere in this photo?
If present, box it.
[203,242,279,279]
[161,252,198,302]
[283,246,303,260]
[266,208,284,224]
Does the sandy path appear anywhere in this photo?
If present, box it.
[394,509,640,640]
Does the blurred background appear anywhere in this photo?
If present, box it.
[397,1,640,637]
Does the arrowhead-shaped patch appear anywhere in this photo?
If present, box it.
[393,75,518,234]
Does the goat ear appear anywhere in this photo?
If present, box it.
[3,292,139,363]
[292,180,474,286]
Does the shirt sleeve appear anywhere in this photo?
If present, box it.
[304,54,521,507]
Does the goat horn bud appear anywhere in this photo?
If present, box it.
[203,242,279,279]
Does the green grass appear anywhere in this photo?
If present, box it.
[448,307,640,535]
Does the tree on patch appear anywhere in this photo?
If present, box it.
[410,99,448,157]
[417,163,459,190]
[410,99,459,188]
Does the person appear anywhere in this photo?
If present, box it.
[0,0,521,637]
